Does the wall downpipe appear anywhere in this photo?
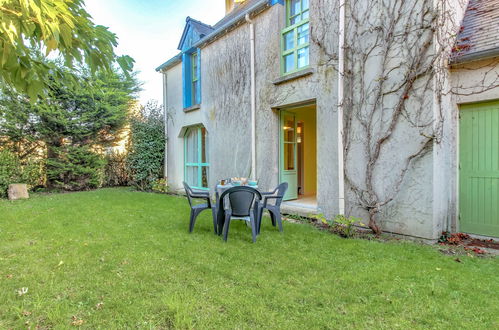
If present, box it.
[246,13,257,180]
[337,0,346,215]
[162,72,169,181]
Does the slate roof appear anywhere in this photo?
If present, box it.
[213,0,262,29]
[452,0,499,63]
[177,17,215,50]
[157,0,269,71]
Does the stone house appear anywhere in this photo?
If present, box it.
[156,0,499,240]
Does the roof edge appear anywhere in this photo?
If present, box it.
[155,53,182,72]
[156,0,276,73]
[451,47,499,65]
[192,0,270,49]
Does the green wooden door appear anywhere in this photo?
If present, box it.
[280,111,298,200]
[459,101,499,237]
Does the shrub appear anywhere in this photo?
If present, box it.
[0,149,44,198]
[333,215,364,238]
[104,151,130,187]
[46,146,105,191]
[127,101,165,191]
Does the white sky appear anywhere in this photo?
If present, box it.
[84,0,225,105]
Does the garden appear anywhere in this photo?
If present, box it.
[1,188,498,328]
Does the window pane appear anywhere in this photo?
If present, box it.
[192,82,198,105]
[297,47,309,68]
[284,53,295,73]
[201,127,208,163]
[302,0,309,11]
[290,15,300,25]
[191,53,198,80]
[201,166,209,188]
[290,0,301,18]
[186,166,199,187]
[284,143,295,170]
[297,23,309,45]
[185,128,198,163]
[283,115,295,142]
[284,30,294,51]
[302,9,309,20]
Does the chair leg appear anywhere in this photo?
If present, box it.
[250,214,257,243]
[211,207,218,235]
[269,211,276,227]
[189,209,196,232]
[222,214,231,242]
[275,212,283,232]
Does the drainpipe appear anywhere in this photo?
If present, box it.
[337,0,346,215]
[162,72,168,181]
[245,13,257,180]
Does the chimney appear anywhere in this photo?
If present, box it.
[225,0,246,14]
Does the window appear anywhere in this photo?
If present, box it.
[184,126,209,189]
[281,0,309,74]
[191,52,198,106]
[182,49,201,108]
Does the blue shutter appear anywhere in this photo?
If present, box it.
[182,53,192,108]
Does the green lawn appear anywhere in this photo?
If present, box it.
[0,188,497,329]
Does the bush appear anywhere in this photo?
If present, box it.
[127,101,165,191]
[104,151,130,187]
[0,149,44,198]
[46,146,105,191]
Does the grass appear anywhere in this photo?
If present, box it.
[0,188,498,329]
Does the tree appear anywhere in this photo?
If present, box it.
[0,61,140,190]
[127,101,166,191]
[0,0,134,99]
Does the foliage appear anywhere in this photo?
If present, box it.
[0,188,498,328]
[45,145,105,191]
[127,101,165,191]
[0,149,43,197]
[151,178,168,193]
[104,151,130,187]
[0,0,134,99]
[333,214,363,238]
[309,213,363,238]
[0,62,140,190]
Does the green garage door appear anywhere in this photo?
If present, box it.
[459,101,499,237]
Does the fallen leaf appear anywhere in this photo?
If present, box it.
[454,258,461,263]
[95,302,104,310]
[71,319,84,326]
[6,274,13,279]
[17,287,28,296]
[22,311,32,316]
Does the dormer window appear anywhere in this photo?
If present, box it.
[183,49,201,108]
[177,17,213,109]
[281,0,310,75]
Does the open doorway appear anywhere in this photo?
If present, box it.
[279,104,317,207]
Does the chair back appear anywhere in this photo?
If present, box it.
[274,182,288,207]
[182,181,195,207]
[220,186,262,217]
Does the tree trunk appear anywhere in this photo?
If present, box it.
[368,208,382,236]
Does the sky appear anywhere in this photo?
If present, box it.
[84,0,225,105]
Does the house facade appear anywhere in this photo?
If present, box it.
[157,0,499,240]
